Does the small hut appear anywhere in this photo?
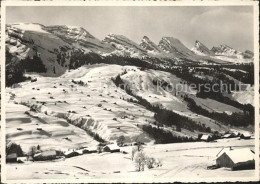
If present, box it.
[216,148,255,170]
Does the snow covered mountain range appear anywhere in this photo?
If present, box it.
[6,23,254,75]
[191,40,253,62]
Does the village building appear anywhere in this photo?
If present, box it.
[200,134,211,142]
[34,150,57,161]
[216,148,255,170]
[6,153,18,163]
[75,149,84,155]
[17,156,28,163]
[231,131,240,137]
[103,144,120,153]
[222,133,232,138]
[240,132,251,139]
[64,150,80,158]
[83,146,97,154]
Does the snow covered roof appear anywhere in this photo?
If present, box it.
[105,144,120,150]
[17,157,27,161]
[85,146,97,152]
[241,132,251,137]
[216,147,230,157]
[64,150,75,155]
[219,148,255,164]
[41,150,56,157]
[201,134,210,140]
[6,141,15,149]
[75,149,84,155]
[223,134,231,138]
[35,150,56,157]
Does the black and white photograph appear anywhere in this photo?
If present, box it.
[1,1,259,183]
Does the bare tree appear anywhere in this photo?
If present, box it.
[134,151,146,171]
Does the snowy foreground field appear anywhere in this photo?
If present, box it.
[6,139,254,180]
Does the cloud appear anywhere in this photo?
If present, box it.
[189,7,253,51]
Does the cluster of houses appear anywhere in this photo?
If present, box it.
[199,131,252,142]
[64,144,121,158]
[6,144,121,163]
[209,147,255,171]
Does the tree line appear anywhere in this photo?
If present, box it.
[112,74,212,133]
[142,125,195,144]
[183,95,254,127]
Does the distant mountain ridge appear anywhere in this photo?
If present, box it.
[191,40,253,61]
[6,23,254,76]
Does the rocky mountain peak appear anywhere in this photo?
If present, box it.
[140,36,161,52]
[191,40,213,56]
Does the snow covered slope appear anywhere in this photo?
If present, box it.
[6,23,71,75]
[6,63,253,153]
[231,85,254,105]
[6,64,155,147]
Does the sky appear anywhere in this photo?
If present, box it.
[6,6,254,51]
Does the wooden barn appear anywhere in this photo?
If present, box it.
[216,148,255,170]
[103,144,120,153]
